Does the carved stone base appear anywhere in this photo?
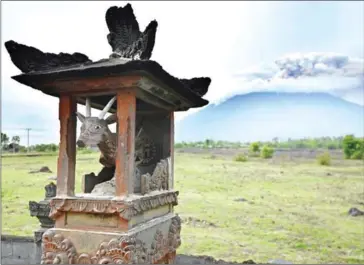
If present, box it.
[41,213,181,264]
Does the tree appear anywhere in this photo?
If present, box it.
[343,134,358,159]
[343,134,364,160]
[10,136,21,152]
[11,136,20,144]
[1,132,9,146]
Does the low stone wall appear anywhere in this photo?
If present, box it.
[1,235,41,264]
[1,234,260,264]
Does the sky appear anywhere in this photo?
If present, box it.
[1,1,363,145]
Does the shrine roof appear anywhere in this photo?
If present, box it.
[4,3,212,112]
[9,55,210,111]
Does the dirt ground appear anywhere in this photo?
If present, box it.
[176,254,257,264]
[176,147,344,160]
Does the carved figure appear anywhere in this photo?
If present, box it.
[76,97,118,168]
[76,96,148,169]
[106,4,158,60]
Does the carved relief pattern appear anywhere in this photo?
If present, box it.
[49,199,124,219]
[135,129,157,167]
[49,191,178,220]
[29,202,51,217]
[41,230,78,264]
[41,215,182,264]
[168,215,182,252]
[141,158,169,195]
[119,191,178,220]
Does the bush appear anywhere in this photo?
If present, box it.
[351,150,364,160]
[234,154,248,162]
[343,135,364,160]
[250,142,260,153]
[260,145,274,159]
[317,152,331,166]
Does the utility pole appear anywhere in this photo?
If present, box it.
[25,128,31,152]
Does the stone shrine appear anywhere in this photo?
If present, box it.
[5,3,211,264]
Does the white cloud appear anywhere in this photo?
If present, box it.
[205,52,364,107]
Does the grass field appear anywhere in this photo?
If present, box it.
[1,149,364,264]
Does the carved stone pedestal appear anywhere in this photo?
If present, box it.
[29,182,57,243]
[42,191,180,264]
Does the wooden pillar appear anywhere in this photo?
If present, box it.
[169,111,175,190]
[115,89,136,197]
[56,94,77,197]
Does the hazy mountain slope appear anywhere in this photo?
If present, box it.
[175,92,364,142]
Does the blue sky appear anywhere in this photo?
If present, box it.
[1,1,363,145]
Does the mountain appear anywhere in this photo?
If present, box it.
[175,92,364,142]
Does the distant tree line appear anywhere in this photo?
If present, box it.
[175,136,348,150]
[2,131,363,160]
[175,135,364,160]
[0,132,91,154]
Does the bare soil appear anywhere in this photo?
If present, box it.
[176,254,256,264]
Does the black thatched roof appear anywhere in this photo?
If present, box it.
[3,3,211,111]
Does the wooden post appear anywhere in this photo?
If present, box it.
[115,89,136,197]
[56,94,77,197]
[169,111,174,190]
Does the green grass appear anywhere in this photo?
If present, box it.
[2,152,364,264]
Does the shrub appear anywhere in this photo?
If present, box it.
[250,142,260,153]
[317,152,331,166]
[260,145,274,159]
[343,135,364,160]
[351,150,364,160]
[234,154,248,162]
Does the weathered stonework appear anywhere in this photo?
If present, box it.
[141,158,170,195]
[41,215,181,264]
[49,191,179,221]
[119,191,179,221]
[29,183,57,243]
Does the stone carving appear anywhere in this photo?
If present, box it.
[141,158,170,195]
[168,215,182,252]
[41,230,78,264]
[106,4,157,60]
[76,96,154,173]
[119,191,179,220]
[134,128,157,167]
[41,215,181,264]
[49,199,124,219]
[76,97,118,169]
[29,182,57,242]
[4,40,91,74]
[91,237,149,264]
[45,182,57,198]
[91,167,141,196]
[49,191,178,220]
[149,229,166,263]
